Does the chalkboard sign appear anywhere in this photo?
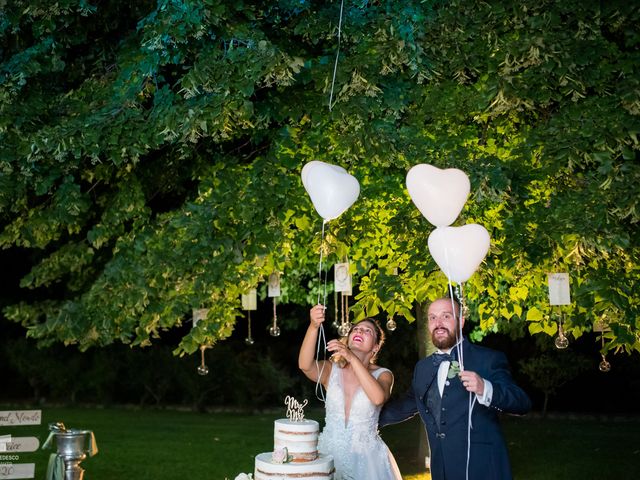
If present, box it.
[0,411,40,479]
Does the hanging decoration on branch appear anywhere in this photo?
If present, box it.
[334,261,352,337]
[192,308,209,327]
[548,273,571,306]
[332,288,340,331]
[386,315,397,332]
[242,289,257,346]
[192,308,210,375]
[554,313,569,349]
[594,315,612,373]
[598,341,611,372]
[548,273,571,349]
[197,345,210,376]
[386,267,399,332]
[268,272,281,337]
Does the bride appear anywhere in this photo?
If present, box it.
[299,305,402,480]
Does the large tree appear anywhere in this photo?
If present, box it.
[1,0,638,355]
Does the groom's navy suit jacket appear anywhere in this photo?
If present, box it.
[380,339,531,480]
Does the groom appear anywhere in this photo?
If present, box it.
[379,297,531,480]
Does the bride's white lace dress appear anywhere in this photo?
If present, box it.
[318,365,402,480]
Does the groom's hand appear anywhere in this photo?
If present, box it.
[459,370,484,396]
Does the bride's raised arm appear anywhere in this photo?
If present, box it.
[298,304,332,386]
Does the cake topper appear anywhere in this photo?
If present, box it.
[284,396,308,422]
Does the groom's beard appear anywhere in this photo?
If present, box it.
[431,327,458,350]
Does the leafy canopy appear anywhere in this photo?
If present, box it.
[1,0,638,355]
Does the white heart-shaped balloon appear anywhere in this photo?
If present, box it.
[406,164,470,227]
[302,161,360,220]
[428,224,490,283]
[301,160,324,192]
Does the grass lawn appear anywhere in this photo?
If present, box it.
[2,406,638,479]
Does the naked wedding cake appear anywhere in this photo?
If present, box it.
[253,397,334,480]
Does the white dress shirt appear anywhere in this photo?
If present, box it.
[436,346,493,406]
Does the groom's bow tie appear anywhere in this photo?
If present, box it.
[432,352,453,367]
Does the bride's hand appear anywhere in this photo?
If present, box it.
[309,304,326,328]
[327,339,355,363]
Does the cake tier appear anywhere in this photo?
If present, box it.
[273,419,319,462]
[254,453,334,480]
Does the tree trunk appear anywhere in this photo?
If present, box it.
[415,301,436,467]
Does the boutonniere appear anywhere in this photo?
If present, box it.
[447,360,460,379]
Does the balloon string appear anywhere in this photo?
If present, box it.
[440,235,472,480]
[316,219,328,306]
[442,236,464,370]
[315,219,329,402]
[328,0,345,111]
[455,282,465,369]
[466,394,476,480]
[441,236,471,480]
[315,321,327,402]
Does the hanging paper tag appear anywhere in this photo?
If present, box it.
[241,289,257,310]
[547,273,571,305]
[268,273,281,297]
[192,309,209,327]
[334,263,352,294]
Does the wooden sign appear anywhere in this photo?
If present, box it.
[0,412,41,427]
[0,463,35,479]
[0,437,40,453]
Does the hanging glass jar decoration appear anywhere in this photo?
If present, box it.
[554,313,569,349]
[269,297,281,337]
[245,311,255,346]
[197,345,210,376]
[268,272,281,337]
[598,353,611,373]
[242,289,257,346]
[386,315,397,332]
[598,326,611,372]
